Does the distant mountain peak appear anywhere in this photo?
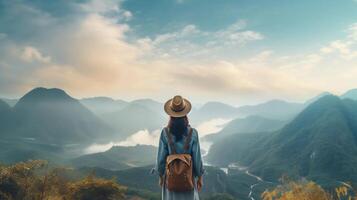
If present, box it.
[0,99,11,112]
[280,94,343,136]
[307,94,341,107]
[294,95,342,119]
[16,87,75,106]
[341,88,357,100]
[305,91,333,105]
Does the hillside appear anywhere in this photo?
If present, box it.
[190,101,240,123]
[80,97,128,115]
[341,88,357,100]
[130,98,164,114]
[204,115,286,142]
[101,103,166,139]
[4,87,115,145]
[71,145,157,170]
[0,98,18,107]
[237,99,303,120]
[208,95,357,186]
[0,100,12,131]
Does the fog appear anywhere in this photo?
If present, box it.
[84,118,231,154]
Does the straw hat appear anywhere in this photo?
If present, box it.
[164,95,192,117]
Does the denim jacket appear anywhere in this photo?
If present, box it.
[156,127,204,178]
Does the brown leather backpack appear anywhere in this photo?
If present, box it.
[165,127,194,192]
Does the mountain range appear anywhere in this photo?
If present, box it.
[80,97,128,115]
[203,115,287,142]
[207,95,357,187]
[3,86,357,197]
[71,144,157,170]
[8,87,115,145]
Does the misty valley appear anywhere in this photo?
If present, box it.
[2,87,357,200]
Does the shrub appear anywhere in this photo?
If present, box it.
[0,160,126,200]
[261,177,355,200]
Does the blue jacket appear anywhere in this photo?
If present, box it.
[156,127,204,178]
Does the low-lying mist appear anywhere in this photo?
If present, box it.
[83,118,232,155]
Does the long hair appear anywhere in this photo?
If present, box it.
[167,116,190,141]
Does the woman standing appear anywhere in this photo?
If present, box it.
[156,95,204,200]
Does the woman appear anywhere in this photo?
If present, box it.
[156,95,204,200]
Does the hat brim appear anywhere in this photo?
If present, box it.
[164,98,192,117]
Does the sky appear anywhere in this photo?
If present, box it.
[1,0,357,105]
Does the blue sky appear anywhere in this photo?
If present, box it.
[1,0,357,105]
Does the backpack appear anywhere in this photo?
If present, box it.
[165,127,194,192]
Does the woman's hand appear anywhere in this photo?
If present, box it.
[197,176,203,192]
[159,176,164,187]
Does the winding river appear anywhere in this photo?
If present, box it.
[224,163,271,200]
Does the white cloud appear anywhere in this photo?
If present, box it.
[349,23,357,40]
[214,20,263,45]
[20,46,51,63]
[83,129,161,154]
[117,129,161,146]
[84,142,115,154]
[225,30,264,45]
[3,0,357,104]
[83,118,232,154]
[196,118,232,137]
[318,23,357,60]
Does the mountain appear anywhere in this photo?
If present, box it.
[341,88,357,100]
[190,101,240,123]
[71,145,157,170]
[0,99,11,112]
[304,91,332,105]
[0,98,18,107]
[80,97,128,115]
[236,99,304,120]
[207,95,357,186]
[102,102,166,139]
[0,100,12,131]
[7,87,115,145]
[203,115,286,142]
[130,98,163,114]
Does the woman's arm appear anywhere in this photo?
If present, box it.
[156,129,168,185]
[192,129,204,181]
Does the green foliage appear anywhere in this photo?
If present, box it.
[67,175,126,200]
[261,178,357,200]
[0,160,126,200]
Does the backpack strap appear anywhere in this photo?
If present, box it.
[184,128,193,153]
[165,127,176,154]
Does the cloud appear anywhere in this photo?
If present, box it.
[117,129,161,146]
[83,118,232,154]
[20,46,51,63]
[2,0,357,104]
[196,118,232,137]
[214,20,264,45]
[319,23,357,60]
[83,129,161,154]
[146,19,263,59]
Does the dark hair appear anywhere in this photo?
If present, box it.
[167,116,189,141]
